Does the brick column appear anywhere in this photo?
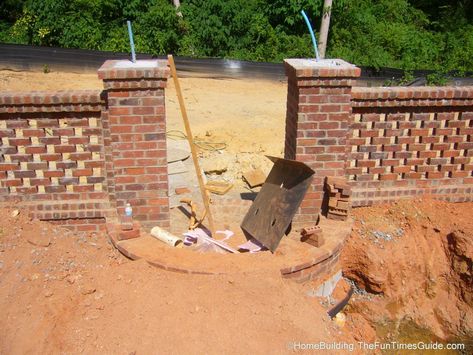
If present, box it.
[284,59,360,226]
[98,60,170,230]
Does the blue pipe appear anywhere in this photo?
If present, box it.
[127,20,136,63]
[301,10,320,61]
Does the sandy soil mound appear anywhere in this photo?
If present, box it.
[0,207,355,354]
[342,199,473,344]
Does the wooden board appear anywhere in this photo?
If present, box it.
[240,156,314,252]
[168,55,216,235]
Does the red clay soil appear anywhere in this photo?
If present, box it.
[342,199,473,344]
[0,207,356,354]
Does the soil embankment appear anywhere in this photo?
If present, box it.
[342,199,473,350]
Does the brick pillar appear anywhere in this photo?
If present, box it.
[98,60,170,230]
[284,59,360,227]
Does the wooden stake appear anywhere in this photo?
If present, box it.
[168,55,216,235]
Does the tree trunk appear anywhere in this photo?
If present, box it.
[172,0,182,17]
[318,0,333,59]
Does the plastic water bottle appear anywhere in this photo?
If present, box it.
[121,203,133,230]
[125,203,133,217]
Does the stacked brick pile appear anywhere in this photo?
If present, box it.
[326,177,351,221]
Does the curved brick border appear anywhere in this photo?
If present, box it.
[280,233,345,283]
[106,215,350,286]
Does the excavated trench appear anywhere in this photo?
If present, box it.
[340,199,473,353]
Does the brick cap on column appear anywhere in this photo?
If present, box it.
[97,59,170,80]
[284,58,361,78]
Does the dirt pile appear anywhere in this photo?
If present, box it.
[0,207,356,354]
[342,199,473,344]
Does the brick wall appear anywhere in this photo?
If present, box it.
[0,90,112,231]
[0,59,170,232]
[285,59,473,224]
[98,60,170,230]
[349,86,473,206]
[284,58,360,227]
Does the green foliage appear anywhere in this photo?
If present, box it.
[133,0,181,55]
[399,70,415,86]
[426,71,448,86]
[0,0,471,74]
[328,0,443,70]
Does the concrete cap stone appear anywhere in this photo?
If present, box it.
[284,58,361,78]
[98,59,170,80]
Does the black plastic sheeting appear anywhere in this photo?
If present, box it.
[1,43,472,85]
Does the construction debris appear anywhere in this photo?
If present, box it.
[300,225,324,247]
[241,156,315,252]
[150,226,183,247]
[175,187,191,195]
[325,177,351,221]
[180,198,207,230]
[201,157,228,175]
[205,181,233,195]
[242,168,266,188]
[238,238,267,253]
[183,228,237,253]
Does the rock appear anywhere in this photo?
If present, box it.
[11,209,20,218]
[66,275,79,284]
[201,155,228,174]
[80,284,96,295]
[26,234,51,247]
[334,313,346,328]
[44,290,54,298]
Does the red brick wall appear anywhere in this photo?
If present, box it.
[0,59,171,232]
[284,59,361,226]
[98,60,170,230]
[349,86,473,206]
[0,91,113,230]
[285,60,473,224]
